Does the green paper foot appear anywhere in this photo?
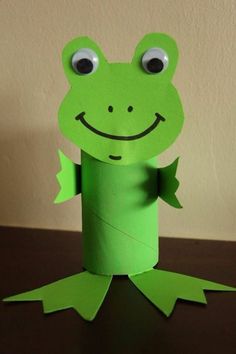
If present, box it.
[3,271,112,321]
[129,269,236,316]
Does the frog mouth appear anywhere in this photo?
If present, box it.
[75,112,166,141]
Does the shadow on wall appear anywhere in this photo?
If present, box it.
[0,93,66,229]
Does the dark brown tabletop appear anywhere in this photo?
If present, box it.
[0,226,235,354]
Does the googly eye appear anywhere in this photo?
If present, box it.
[142,48,168,74]
[71,48,99,75]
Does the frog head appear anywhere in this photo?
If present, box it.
[58,33,184,165]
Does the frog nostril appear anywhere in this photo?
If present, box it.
[127,106,133,112]
[108,105,113,113]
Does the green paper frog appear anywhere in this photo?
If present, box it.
[55,33,183,276]
[4,34,235,321]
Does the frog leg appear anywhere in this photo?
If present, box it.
[3,271,112,321]
[129,269,236,316]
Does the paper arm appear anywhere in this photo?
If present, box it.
[157,158,182,208]
[54,149,81,204]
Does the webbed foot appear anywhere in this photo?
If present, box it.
[3,271,112,321]
[129,269,236,316]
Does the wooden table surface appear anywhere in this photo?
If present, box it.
[0,226,235,354]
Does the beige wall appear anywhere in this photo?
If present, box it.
[0,0,235,240]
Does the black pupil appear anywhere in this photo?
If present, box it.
[76,58,93,74]
[147,58,164,73]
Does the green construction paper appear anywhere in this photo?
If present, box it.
[54,149,81,203]
[157,158,182,208]
[82,151,158,275]
[3,271,112,321]
[129,269,236,316]
[58,33,185,166]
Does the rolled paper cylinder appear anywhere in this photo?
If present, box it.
[81,151,158,275]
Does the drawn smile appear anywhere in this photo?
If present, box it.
[75,111,166,141]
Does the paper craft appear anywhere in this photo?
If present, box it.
[4,33,235,320]
[5,272,112,321]
[129,269,235,316]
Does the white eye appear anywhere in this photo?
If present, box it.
[142,48,168,74]
[71,48,99,75]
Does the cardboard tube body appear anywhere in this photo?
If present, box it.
[81,152,158,275]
